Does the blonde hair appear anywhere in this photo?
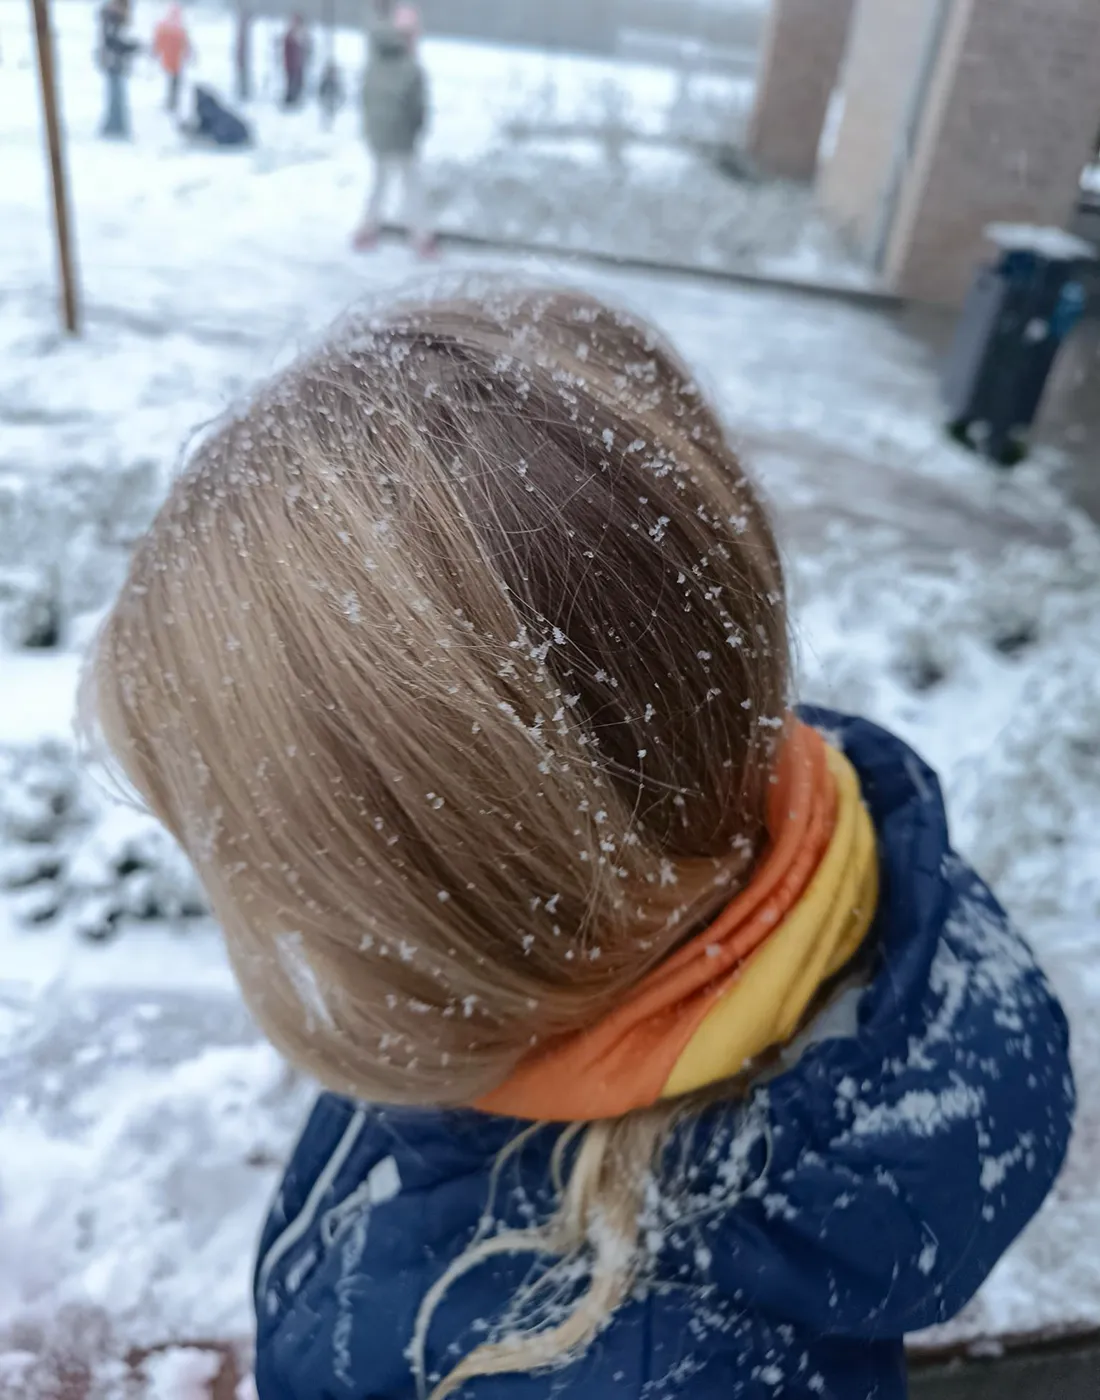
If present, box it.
[89,282,789,1395]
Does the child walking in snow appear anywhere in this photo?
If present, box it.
[353,0,431,254]
[90,284,1073,1400]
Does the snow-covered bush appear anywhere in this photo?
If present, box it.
[0,566,60,650]
[0,459,162,650]
[964,664,1100,924]
[0,742,206,938]
[424,147,830,272]
[797,518,1100,935]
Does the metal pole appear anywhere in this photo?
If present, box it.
[30,0,80,334]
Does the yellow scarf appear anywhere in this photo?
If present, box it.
[478,730,878,1121]
[664,744,877,1097]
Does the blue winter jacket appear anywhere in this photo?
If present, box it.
[253,710,1074,1400]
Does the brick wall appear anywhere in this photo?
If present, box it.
[886,0,1100,303]
[817,0,936,249]
[745,0,855,180]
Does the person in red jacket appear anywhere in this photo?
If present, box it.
[152,4,191,112]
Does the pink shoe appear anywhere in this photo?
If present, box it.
[352,224,379,252]
[413,233,439,260]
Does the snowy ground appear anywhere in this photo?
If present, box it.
[2,0,866,289]
[3,3,1100,1394]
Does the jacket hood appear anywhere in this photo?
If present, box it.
[253,710,1073,1399]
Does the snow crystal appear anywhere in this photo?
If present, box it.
[143,1347,224,1400]
[845,1084,984,1141]
[917,1241,939,1276]
[980,1138,1032,1193]
[761,1193,798,1222]
[276,932,334,1030]
[368,1155,402,1206]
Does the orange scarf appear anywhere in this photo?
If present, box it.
[477,722,874,1122]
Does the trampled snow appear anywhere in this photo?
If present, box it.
[2,1,1100,1391]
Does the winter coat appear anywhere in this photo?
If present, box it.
[361,23,426,156]
[253,709,1074,1400]
[284,25,309,82]
[153,11,189,75]
[98,3,138,76]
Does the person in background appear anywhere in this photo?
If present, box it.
[353,0,432,255]
[282,13,311,108]
[152,3,191,113]
[97,0,139,138]
[318,56,344,129]
[234,2,253,102]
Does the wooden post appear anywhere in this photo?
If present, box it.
[322,0,335,64]
[30,0,79,333]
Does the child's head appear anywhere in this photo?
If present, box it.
[392,4,420,45]
[91,283,788,1109]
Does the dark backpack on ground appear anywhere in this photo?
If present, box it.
[194,85,251,147]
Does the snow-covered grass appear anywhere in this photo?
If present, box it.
[2,1,1100,1391]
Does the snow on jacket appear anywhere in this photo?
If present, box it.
[253,709,1074,1400]
[361,23,426,156]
